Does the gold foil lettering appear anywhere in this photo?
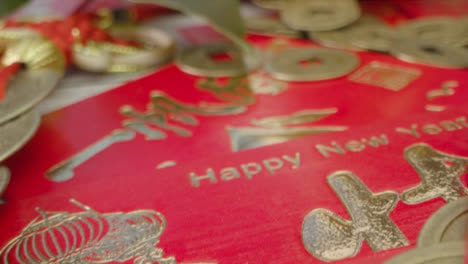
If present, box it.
[122,120,166,140]
[241,163,262,179]
[220,167,241,181]
[156,160,177,170]
[316,142,345,158]
[425,104,446,112]
[396,124,420,138]
[422,124,442,135]
[426,80,457,100]
[282,153,301,169]
[345,140,365,152]
[401,143,468,204]
[456,117,468,128]
[440,120,462,131]
[363,134,389,147]
[197,77,255,105]
[190,168,218,187]
[302,171,408,262]
[263,158,284,174]
[46,130,136,182]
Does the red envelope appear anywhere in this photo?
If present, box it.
[1,24,467,264]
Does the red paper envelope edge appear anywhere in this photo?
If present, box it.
[1,105,468,264]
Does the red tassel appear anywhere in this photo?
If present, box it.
[0,63,22,101]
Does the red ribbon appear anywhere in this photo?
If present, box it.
[0,63,22,101]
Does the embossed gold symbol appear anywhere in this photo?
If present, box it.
[156,160,177,170]
[46,91,247,182]
[401,143,468,204]
[46,130,136,182]
[0,199,177,264]
[302,171,408,262]
[425,104,446,112]
[303,143,468,262]
[426,80,457,100]
[348,61,421,91]
[121,91,247,139]
[227,108,347,151]
[197,73,287,105]
[197,77,255,105]
[425,80,458,112]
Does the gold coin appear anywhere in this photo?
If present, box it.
[398,17,465,46]
[391,38,468,69]
[0,36,64,125]
[309,15,382,51]
[349,24,400,53]
[252,0,289,10]
[0,68,62,125]
[176,43,261,77]
[418,197,468,247]
[0,110,40,163]
[384,242,465,264]
[281,0,361,32]
[265,47,360,81]
[244,17,300,38]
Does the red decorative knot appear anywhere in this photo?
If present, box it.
[5,13,136,64]
[0,12,139,102]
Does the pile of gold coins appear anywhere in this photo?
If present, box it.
[384,197,468,264]
[249,0,468,69]
[0,33,65,185]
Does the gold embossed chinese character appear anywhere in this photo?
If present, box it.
[401,143,468,204]
[121,91,247,139]
[302,171,408,262]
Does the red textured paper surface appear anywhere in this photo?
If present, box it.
[1,30,468,264]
